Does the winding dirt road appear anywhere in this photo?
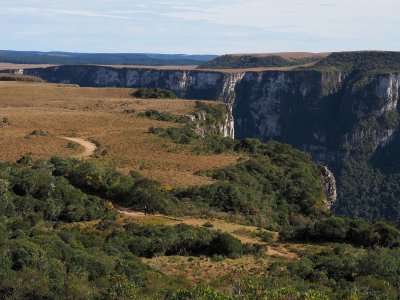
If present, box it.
[61,137,97,159]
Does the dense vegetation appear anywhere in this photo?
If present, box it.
[178,140,327,228]
[198,54,321,69]
[1,153,400,298]
[48,146,327,229]
[133,88,177,99]
[313,51,400,72]
[0,50,216,66]
[283,216,400,248]
[0,158,254,299]
[168,245,400,299]
[50,157,177,214]
[138,110,190,123]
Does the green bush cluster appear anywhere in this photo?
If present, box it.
[0,160,114,224]
[118,223,245,258]
[193,101,229,126]
[264,245,400,299]
[133,88,177,99]
[50,157,176,214]
[0,157,251,299]
[283,217,400,248]
[176,141,327,227]
[138,110,190,123]
[165,243,400,300]
[150,126,198,144]
[315,51,400,72]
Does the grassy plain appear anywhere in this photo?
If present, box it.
[0,81,240,187]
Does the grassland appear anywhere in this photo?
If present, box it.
[0,63,57,70]
[0,61,315,74]
[0,73,45,82]
[0,81,240,187]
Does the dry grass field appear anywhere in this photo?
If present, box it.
[142,255,270,287]
[0,81,240,187]
[0,63,57,70]
[0,61,316,74]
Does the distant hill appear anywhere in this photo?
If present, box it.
[197,52,328,69]
[0,50,217,66]
[312,51,400,72]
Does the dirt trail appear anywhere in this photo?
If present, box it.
[116,206,183,221]
[61,137,97,159]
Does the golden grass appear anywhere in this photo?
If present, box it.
[0,63,57,70]
[0,63,198,71]
[142,255,270,287]
[0,73,44,82]
[0,82,240,187]
[0,60,320,75]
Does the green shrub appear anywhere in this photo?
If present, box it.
[209,232,243,259]
[133,88,177,99]
[26,129,47,137]
[1,117,10,126]
[139,110,190,123]
[202,222,214,228]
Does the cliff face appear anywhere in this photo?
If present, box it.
[23,66,400,167]
[320,166,337,209]
[234,71,400,166]
[22,64,400,218]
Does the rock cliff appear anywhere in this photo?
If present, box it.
[20,52,400,221]
[22,61,400,170]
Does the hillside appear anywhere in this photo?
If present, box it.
[2,53,400,299]
[0,82,239,187]
[0,80,399,299]
[197,53,325,69]
[15,51,400,226]
[0,50,216,66]
[312,51,400,72]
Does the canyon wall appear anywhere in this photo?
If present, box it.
[22,64,400,214]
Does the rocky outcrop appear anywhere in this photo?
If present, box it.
[23,65,242,139]
[188,110,233,138]
[320,166,337,209]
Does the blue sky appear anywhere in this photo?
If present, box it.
[1,0,399,54]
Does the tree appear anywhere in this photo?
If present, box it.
[100,273,138,300]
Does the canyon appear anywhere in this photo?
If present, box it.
[17,51,400,221]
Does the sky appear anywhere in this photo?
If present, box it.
[1,0,400,55]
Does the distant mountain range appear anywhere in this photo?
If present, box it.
[0,50,217,66]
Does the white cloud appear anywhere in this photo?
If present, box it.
[0,7,130,19]
[0,0,399,53]
[157,0,400,40]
